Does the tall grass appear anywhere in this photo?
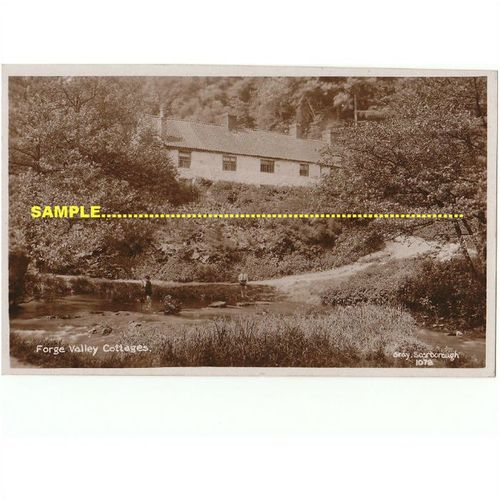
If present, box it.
[10,305,476,368]
[322,257,486,330]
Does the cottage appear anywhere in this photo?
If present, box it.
[149,112,341,187]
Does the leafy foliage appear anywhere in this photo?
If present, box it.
[320,77,487,278]
[9,76,487,301]
[322,256,486,329]
[9,77,194,277]
[399,257,486,329]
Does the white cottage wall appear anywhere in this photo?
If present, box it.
[169,149,323,187]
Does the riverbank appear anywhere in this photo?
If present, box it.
[10,235,485,369]
[10,290,486,368]
[10,304,480,369]
[24,235,457,305]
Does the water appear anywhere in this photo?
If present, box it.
[10,294,311,343]
[11,295,141,320]
[10,294,486,364]
[417,327,486,362]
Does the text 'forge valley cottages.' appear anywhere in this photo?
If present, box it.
[147,111,342,186]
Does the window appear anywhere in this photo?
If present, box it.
[299,163,309,177]
[223,155,237,171]
[178,150,191,168]
[260,159,275,174]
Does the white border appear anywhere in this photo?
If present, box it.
[2,65,497,376]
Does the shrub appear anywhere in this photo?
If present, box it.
[24,273,72,300]
[322,256,485,330]
[321,260,416,307]
[399,257,486,329]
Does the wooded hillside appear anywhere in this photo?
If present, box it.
[9,76,487,287]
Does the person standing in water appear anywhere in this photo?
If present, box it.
[238,270,249,299]
[143,275,153,311]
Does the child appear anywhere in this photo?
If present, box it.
[143,275,153,311]
[238,270,249,299]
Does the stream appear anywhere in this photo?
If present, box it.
[10,292,486,365]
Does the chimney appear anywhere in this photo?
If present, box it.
[322,128,335,145]
[223,112,237,131]
[289,123,304,139]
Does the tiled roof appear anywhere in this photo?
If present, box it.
[162,119,333,164]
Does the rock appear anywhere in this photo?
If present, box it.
[101,325,112,336]
[208,301,227,308]
[162,294,181,315]
[455,330,464,337]
[89,324,113,336]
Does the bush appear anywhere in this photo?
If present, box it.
[322,260,416,307]
[399,257,485,329]
[322,257,485,330]
[24,273,72,300]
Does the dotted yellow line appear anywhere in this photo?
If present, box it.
[98,213,465,219]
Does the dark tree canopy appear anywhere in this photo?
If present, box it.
[319,77,487,277]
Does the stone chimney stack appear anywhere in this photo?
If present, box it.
[289,123,304,139]
[322,128,335,145]
[223,112,237,131]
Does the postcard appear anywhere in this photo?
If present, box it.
[2,65,497,375]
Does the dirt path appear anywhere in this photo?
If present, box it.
[50,236,457,304]
[255,236,458,303]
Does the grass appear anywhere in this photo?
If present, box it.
[321,257,486,331]
[321,259,417,307]
[10,305,477,368]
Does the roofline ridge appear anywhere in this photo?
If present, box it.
[165,117,224,128]
[166,117,328,144]
[245,127,328,144]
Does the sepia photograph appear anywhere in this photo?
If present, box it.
[3,67,496,375]
[2,1,500,499]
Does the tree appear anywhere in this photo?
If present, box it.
[320,77,487,280]
[9,76,191,275]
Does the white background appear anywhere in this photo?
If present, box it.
[0,1,499,499]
